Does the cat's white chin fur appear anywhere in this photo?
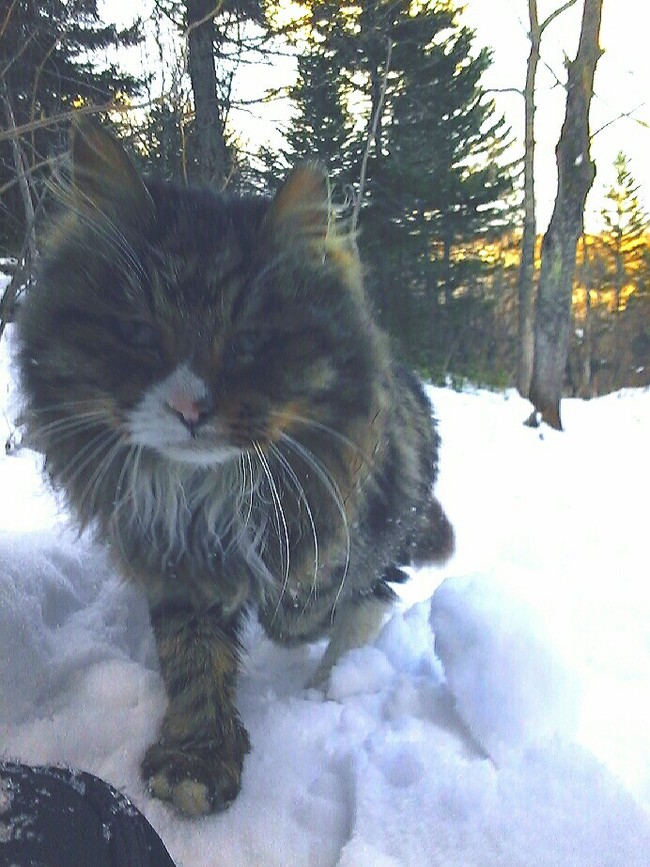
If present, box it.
[126,363,239,466]
[158,444,242,467]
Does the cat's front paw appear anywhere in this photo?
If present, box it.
[141,723,251,816]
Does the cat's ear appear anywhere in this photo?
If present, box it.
[69,115,153,224]
[261,163,330,253]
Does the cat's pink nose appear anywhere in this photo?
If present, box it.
[167,393,205,425]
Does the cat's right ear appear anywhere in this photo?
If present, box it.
[70,115,154,225]
[259,163,330,255]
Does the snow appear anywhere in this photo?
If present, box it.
[1,319,649,866]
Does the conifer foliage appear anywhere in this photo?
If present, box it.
[0,0,143,252]
[600,151,648,312]
[283,0,517,375]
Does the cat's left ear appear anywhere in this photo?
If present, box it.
[260,163,330,255]
[70,114,154,226]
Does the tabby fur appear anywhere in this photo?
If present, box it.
[17,118,454,815]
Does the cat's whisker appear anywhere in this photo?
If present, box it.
[253,441,291,620]
[26,413,114,444]
[268,409,374,467]
[109,444,143,564]
[23,399,109,415]
[268,442,320,591]
[84,437,127,520]
[222,454,253,558]
[73,431,124,507]
[58,429,120,516]
[23,402,112,422]
[115,442,139,507]
[238,451,256,531]
[279,433,351,618]
[57,428,115,488]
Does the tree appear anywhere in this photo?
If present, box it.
[285,0,516,375]
[528,0,603,430]
[0,0,142,249]
[0,0,143,333]
[154,0,265,186]
[185,0,230,184]
[517,0,578,398]
[286,31,354,184]
[600,151,648,313]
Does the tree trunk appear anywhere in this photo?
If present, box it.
[528,0,603,429]
[185,0,228,186]
[518,1,578,399]
[516,0,540,398]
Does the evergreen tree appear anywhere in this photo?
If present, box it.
[596,151,649,389]
[0,0,143,253]
[152,0,265,185]
[600,151,648,311]
[286,48,353,183]
[283,0,516,375]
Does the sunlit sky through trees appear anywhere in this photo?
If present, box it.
[101,0,649,232]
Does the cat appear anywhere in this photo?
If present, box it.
[17,117,454,816]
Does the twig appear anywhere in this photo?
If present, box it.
[352,39,392,237]
[182,2,225,42]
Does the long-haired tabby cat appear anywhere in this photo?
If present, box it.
[17,117,454,816]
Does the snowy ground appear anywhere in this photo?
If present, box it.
[1,315,649,866]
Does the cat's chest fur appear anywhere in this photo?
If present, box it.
[109,441,354,614]
[109,454,271,612]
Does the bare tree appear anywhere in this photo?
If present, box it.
[528,0,603,429]
[517,0,578,398]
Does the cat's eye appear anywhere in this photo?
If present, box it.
[225,332,266,368]
[114,318,159,350]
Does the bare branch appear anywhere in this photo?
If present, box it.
[486,87,524,98]
[0,0,19,41]
[352,39,392,236]
[0,99,149,144]
[539,0,579,34]
[0,152,65,198]
[1,91,36,261]
[182,1,225,42]
[591,102,649,138]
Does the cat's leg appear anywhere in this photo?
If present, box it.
[305,592,392,690]
[141,603,250,816]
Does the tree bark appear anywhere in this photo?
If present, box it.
[528,0,603,429]
[516,1,540,398]
[185,0,228,186]
[518,0,578,399]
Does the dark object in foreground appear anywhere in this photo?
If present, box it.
[0,761,176,867]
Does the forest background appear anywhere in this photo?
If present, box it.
[1,0,648,407]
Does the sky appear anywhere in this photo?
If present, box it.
[102,0,650,232]
[460,0,650,231]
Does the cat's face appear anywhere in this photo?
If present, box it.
[21,119,376,468]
